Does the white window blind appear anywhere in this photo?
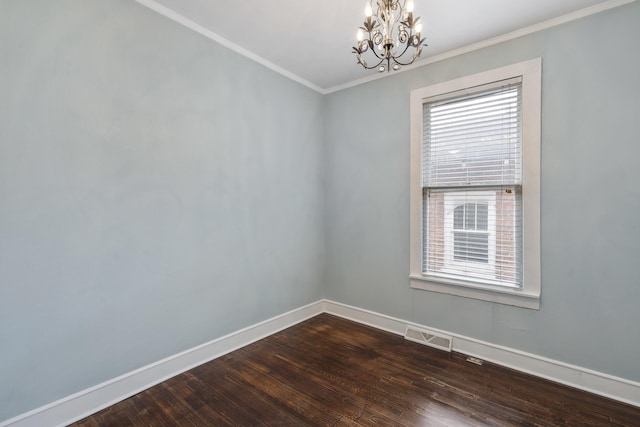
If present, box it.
[422,79,523,288]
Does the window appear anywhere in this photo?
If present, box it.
[448,193,493,266]
[454,202,489,262]
[410,59,541,309]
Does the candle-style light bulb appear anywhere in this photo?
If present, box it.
[357,29,364,42]
[407,1,414,13]
[415,23,422,34]
[365,2,373,17]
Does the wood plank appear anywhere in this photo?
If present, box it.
[71,314,640,426]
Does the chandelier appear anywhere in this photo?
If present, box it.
[352,0,426,72]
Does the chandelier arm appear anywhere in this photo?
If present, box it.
[359,55,387,70]
[370,49,386,61]
[391,47,421,66]
[365,37,387,60]
[390,34,413,60]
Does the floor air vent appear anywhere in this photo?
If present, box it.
[404,326,452,352]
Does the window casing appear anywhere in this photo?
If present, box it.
[409,59,541,309]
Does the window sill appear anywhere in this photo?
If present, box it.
[409,274,540,310]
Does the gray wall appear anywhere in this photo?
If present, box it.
[2,0,639,422]
[0,0,324,421]
[325,1,640,382]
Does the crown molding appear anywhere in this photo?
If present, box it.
[133,0,325,94]
[323,0,636,93]
[134,0,635,95]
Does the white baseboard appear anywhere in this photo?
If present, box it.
[0,301,324,427]
[4,298,639,426]
[323,299,640,408]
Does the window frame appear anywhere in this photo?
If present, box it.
[409,58,541,310]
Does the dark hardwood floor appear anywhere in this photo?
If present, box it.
[72,314,640,426]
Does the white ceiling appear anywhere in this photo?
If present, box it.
[141,0,624,92]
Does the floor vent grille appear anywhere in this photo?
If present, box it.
[404,326,452,352]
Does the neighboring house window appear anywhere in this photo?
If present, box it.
[454,205,489,262]
[452,199,490,264]
[410,59,541,309]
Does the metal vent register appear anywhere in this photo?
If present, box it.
[404,326,452,352]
